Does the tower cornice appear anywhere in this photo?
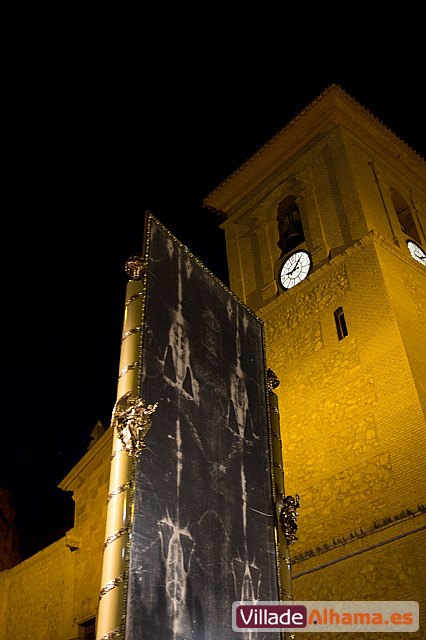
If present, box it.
[204,85,426,217]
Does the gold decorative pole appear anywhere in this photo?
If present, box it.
[96,254,149,640]
[266,369,295,602]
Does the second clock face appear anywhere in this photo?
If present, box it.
[406,240,426,266]
[279,250,312,290]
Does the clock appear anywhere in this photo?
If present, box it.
[279,249,312,290]
[406,240,426,266]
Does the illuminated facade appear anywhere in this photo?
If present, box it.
[205,85,426,636]
[0,85,425,639]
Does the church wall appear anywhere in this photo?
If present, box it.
[0,428,113,640]
[223,217,246,302]
[315,130,368,255]
[293,525,426,640]
[60,428,113,635]
[69,450,111,627]
[259,235,426,635]
[0,538,75,640]
[376,242,426,416]
[343,135,398,244]
[261,237,426,536]
[222,122,425,322]
[221,126,384,312]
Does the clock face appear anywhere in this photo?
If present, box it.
[406,240,426,266]
[279,250,312,290]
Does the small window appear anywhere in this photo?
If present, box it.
[334,307,348,340]
[79,618,96,640]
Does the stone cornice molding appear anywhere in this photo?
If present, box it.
[59,427,113,492]
[204,85,425,217]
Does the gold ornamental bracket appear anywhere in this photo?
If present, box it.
[124,254,148,281]
[277,493,300,546]
[111,391,158,460]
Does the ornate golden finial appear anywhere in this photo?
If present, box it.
[111,391,158,459]
[277,493,300,545]
[125,254,147,281]
[267,368,280,391]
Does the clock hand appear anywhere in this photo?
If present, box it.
[288,259,301,275]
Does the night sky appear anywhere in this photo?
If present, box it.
[2,25,425,559]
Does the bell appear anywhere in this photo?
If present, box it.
[278,219,305,257]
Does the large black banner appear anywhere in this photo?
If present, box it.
[125,214,280,639]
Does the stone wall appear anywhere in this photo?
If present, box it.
[0,538,74,640]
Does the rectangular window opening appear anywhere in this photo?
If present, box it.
[334,307,348,340]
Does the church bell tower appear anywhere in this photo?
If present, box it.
[204,85,426,634]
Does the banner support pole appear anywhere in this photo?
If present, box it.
[96,256,147,640]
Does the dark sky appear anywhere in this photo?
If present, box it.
[2,26,425,558]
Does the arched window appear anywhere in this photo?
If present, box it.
[277,197,305,258]
[390,189,420,243]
